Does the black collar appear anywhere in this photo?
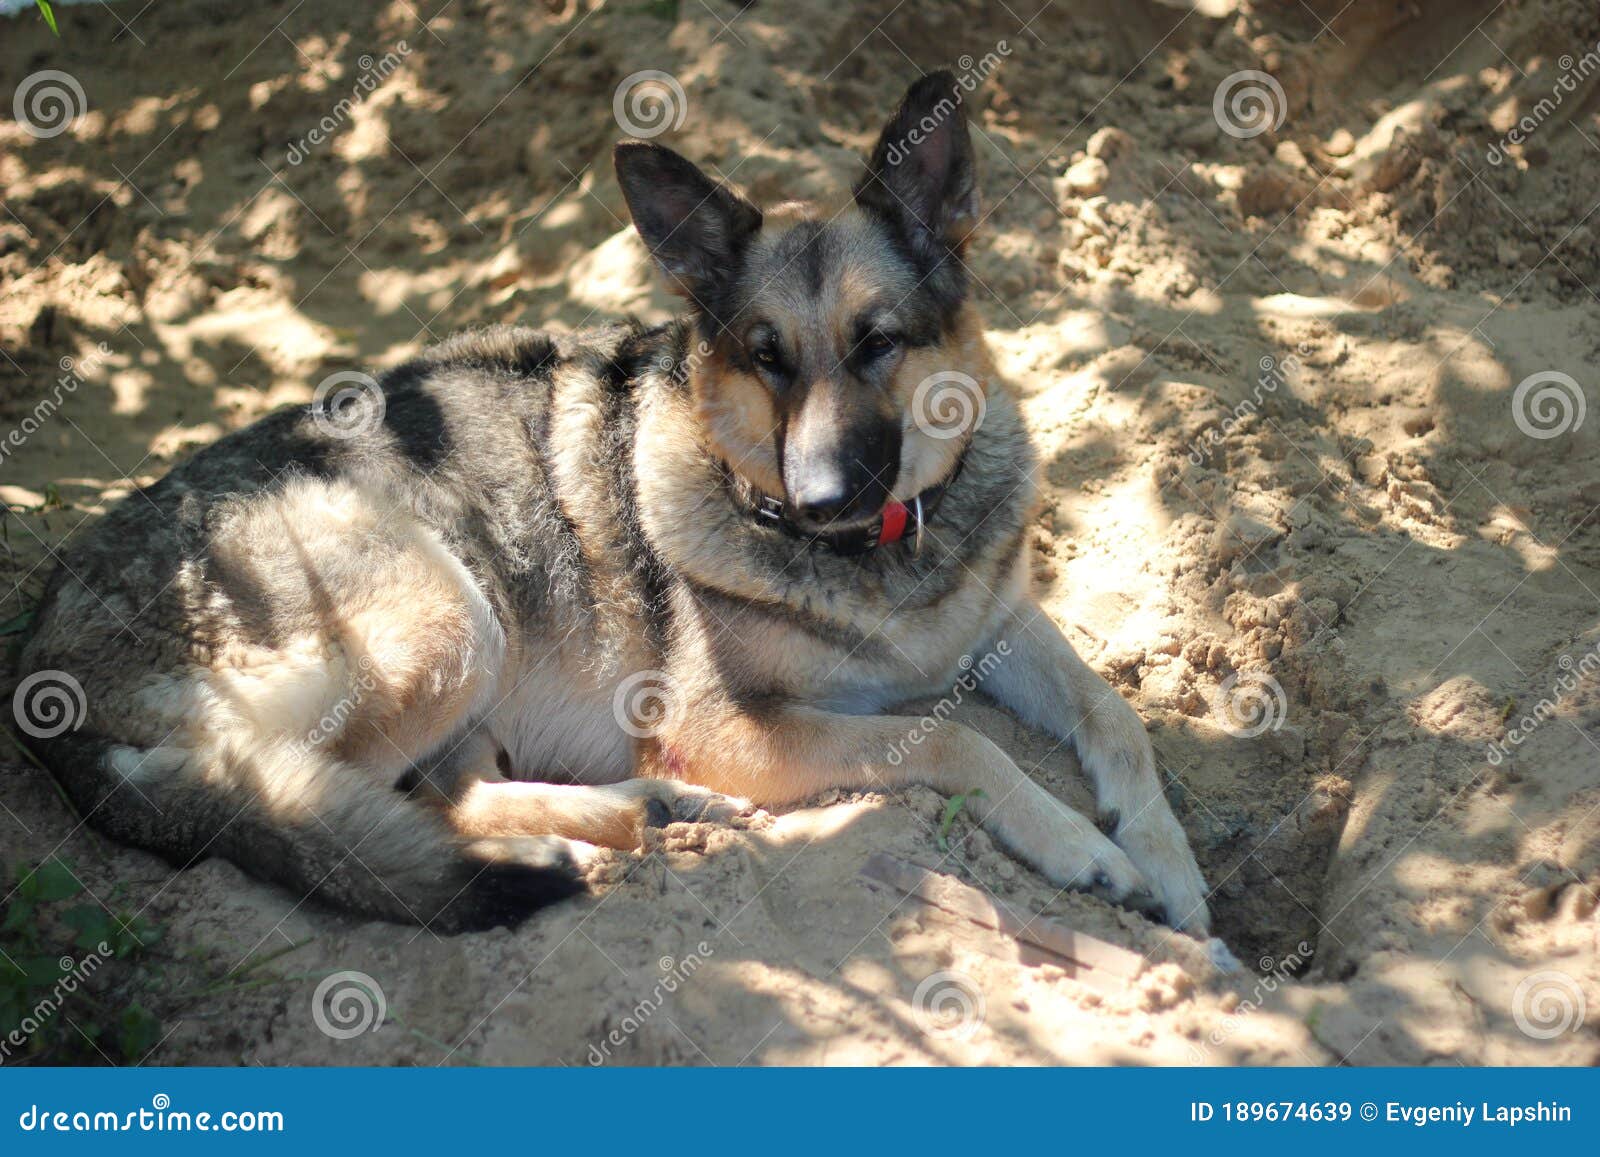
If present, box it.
[725,453,966,558]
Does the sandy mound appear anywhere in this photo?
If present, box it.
[1,0,1596,1065]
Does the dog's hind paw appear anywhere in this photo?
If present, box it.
[436,836,589,932]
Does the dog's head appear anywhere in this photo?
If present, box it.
[616,71,988,534]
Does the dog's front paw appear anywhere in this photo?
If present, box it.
[1038,824,1159,919]
[1114,810,1210,933]
[631,778,754,828]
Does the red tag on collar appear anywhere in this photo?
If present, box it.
[877,500,910,546]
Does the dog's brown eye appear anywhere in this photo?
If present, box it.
[863,331,897,357]
[752,345,780,370]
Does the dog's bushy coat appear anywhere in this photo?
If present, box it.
[18,73,1209,934]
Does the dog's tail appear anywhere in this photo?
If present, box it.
[31,731,585,932]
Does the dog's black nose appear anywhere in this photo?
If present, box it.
[783,408,901,527]
[789,451,889,526]
[792,485,853,526]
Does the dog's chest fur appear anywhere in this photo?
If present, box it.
[480,321,1038,773]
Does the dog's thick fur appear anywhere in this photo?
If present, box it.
[17,74,1209,933]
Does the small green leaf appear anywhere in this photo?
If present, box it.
[60,904,106,930]
[23,858,83,902]
[937,789,985,852]
[18,955,68,986]
[1305,1002,1324,1035]
[0,609,33,637]
[111,912,158,955]
[0,992,25,1034]
[37,1,60,37]
[1,899,37,934]
[61,904,115,951]
[118,1004,161,1060]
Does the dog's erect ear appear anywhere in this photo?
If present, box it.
[854,70,979,259]
[614,141,763,301]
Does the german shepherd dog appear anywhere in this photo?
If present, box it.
[16,73,1209,934]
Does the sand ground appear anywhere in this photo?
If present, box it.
[1,0,1598,1065]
